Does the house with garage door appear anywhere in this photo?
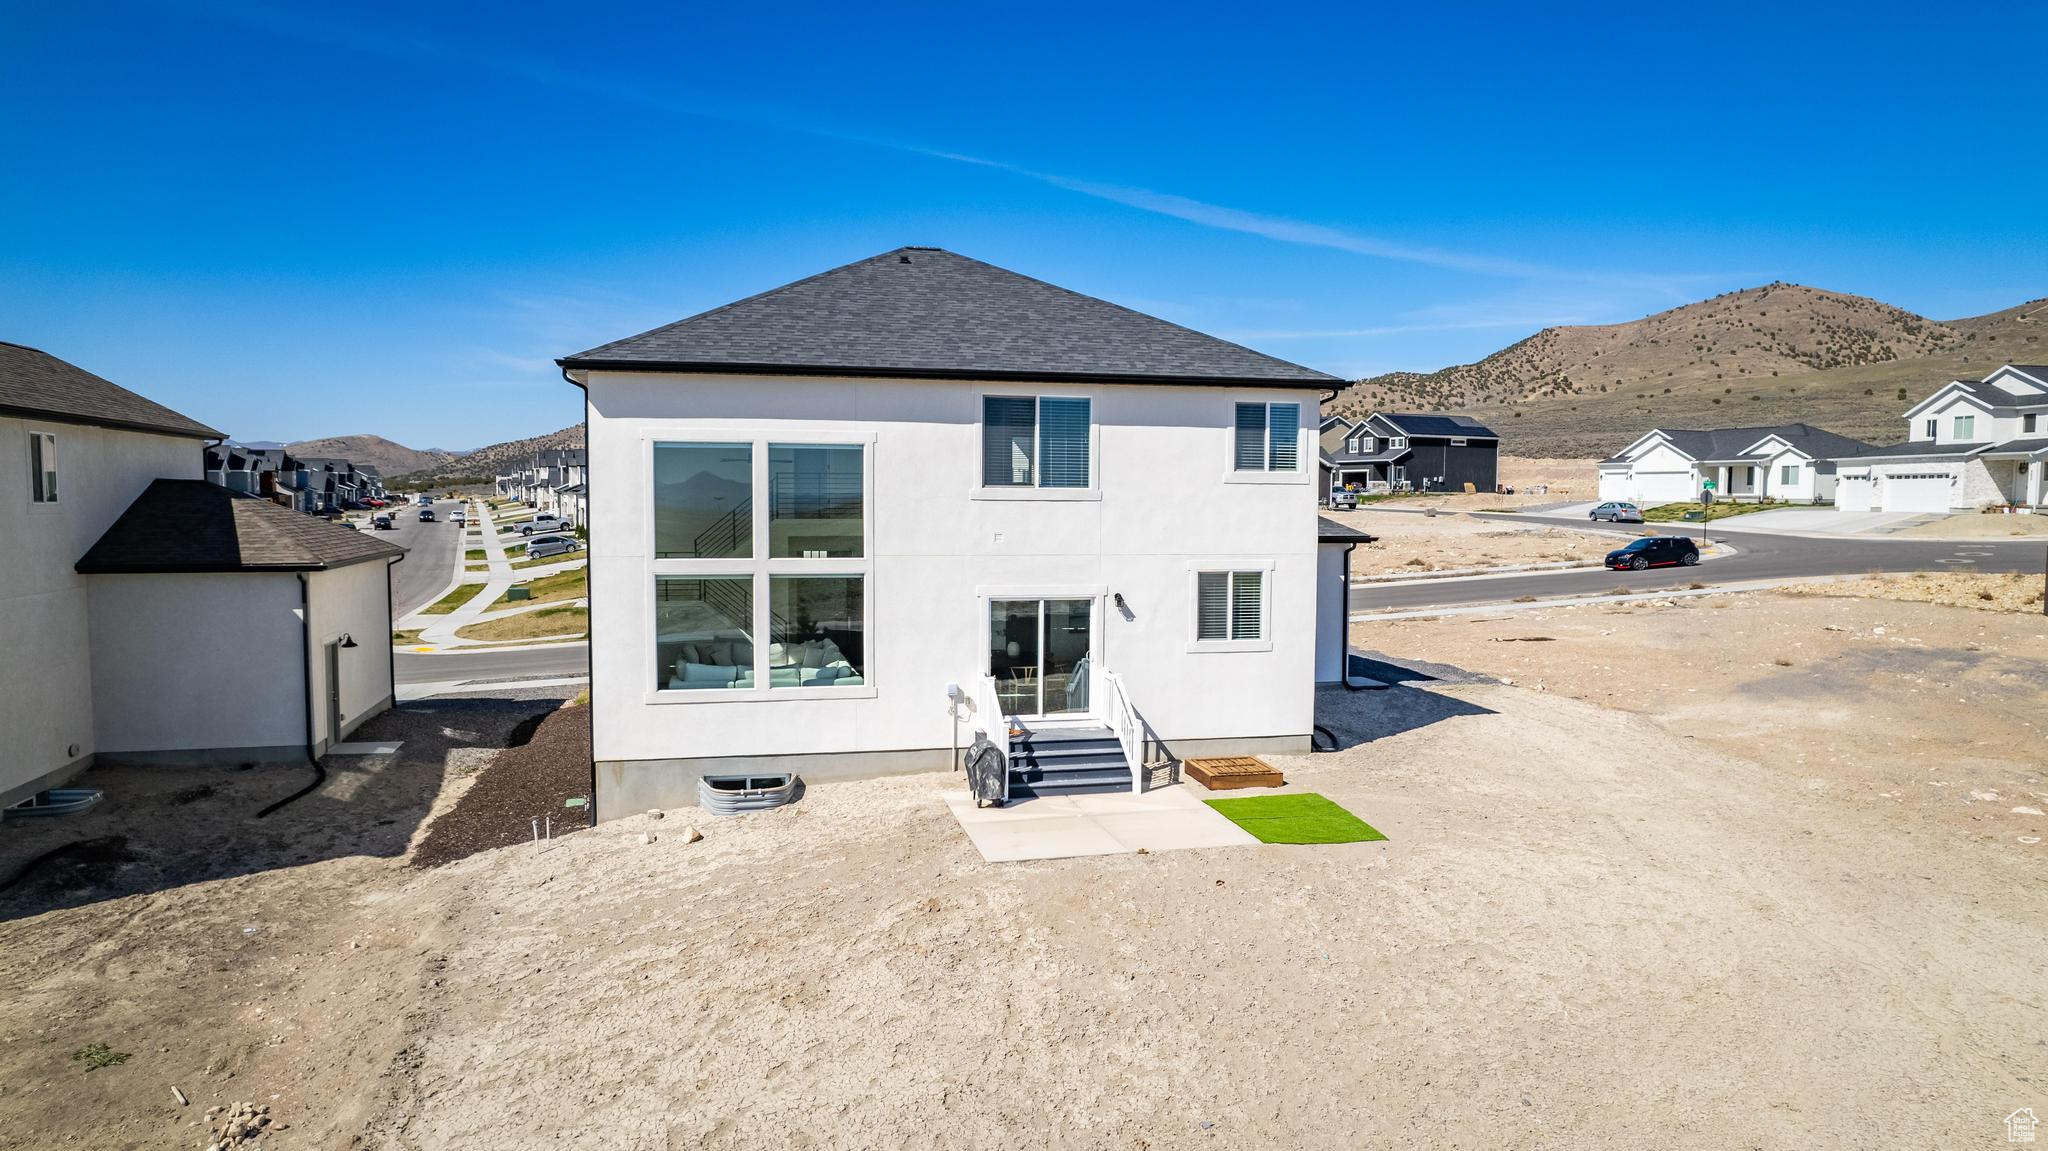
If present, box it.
[1831,364,2048,512]
[1596,423,1873,505]
[1319,412,1500,493]
[560,246,1362,819]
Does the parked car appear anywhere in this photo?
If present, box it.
[525,534,583,560]
[521,513,572,535]
[338,521,358,531]
[1604,535,1699,570]
[451,510,467,526]
[372,514,394,530]
[1589,501,1645,523]
[418,508,436,522]
[1326,490,1359,511]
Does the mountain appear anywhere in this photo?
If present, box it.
[398,423,585,482]
[1333,284,2048,459]
[284,434,456,475]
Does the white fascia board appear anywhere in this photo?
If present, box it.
[1902,382,1993,419]
[1612,428,1684,462]
[1984,364,2048,390]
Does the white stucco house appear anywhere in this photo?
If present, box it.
[559,246,1361,819]
[2,341,401,808]
[1831,364,2048,512]
[1596,423,1872,505]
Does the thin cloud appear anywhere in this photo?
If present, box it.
[179,1,1720,294]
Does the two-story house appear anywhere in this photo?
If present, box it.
[559,247,1354,819]
[2,341,400,807]
[1832,364,2048,512]
[1319,412,1500,494]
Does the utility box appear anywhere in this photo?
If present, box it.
[506,585,531,601]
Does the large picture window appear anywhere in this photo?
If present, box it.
[981,396,1090,488]
[652,437,870,694]
[654,442,752,559]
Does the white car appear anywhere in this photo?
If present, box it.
[522,513,570,536]
[451,510,467,526]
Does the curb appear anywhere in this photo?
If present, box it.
[1349,574,1852,622]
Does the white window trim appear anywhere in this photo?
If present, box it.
[1185,560,1275,653]
[1780,463,1801,485]
[642,430,878,705]
[26,429,58,511]
[1225,396,1311,486]
[971,389,1100,501]
[1953,414,1976,440]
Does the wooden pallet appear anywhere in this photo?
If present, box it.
[1184,756,1284,791]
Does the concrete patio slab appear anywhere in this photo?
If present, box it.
[942,785,1258,862]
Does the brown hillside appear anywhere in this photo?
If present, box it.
[402,423,584,481]
[285,434,455,475]
[1335,285,2048,459]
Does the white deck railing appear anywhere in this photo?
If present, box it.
[1103,671,1144,794]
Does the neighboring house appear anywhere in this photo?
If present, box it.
[3,343,400,806]
[77,480,404,764]
[353,463,385,502]
[1320,412,1500,493]
[1831,364,2048,512]
[1597,423,1873,505]
[295,456,360,511]
[559,246,1353,819]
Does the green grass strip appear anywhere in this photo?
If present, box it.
[419,583,485,615]
[1203,793,1387,845]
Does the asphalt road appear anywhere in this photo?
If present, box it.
[396,643,588,685]
[1353,514,2048,613]
[382,498,466,616]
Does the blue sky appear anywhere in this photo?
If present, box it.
[3,0,2042,449]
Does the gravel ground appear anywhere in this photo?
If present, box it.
[1329,507,1626,575]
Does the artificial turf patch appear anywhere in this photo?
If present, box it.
[1203,792,1386,845]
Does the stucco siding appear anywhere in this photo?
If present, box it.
[585,372,1319,782]
[88,573,305,753]
[305,559,397,750]
[0,418,202,797]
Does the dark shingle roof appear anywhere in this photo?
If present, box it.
[0,341,223,440]
[1836,440,1994,460]
[1378,412,1500,438]
[1983,437,2048,456]
[1318,516,1376,543]
[560,247,1338,388]
[77,480,404,574]
[1623,423,1873,464]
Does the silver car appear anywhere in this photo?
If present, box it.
[526,534,583,560]
[1589,501,1645,523]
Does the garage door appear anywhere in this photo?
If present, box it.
[1881,472,1954,513]
[1633,470,1695,503]
[1834,476,1874,512]
[1597,471,1633,501]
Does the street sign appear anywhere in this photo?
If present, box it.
[1702,479,1718,491]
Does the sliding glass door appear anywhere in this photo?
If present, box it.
[989,599,1093,718]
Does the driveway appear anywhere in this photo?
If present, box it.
[1707,508,1934,536]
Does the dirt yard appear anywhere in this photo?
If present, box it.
[2,593,2042,1148]
[1330,505,1628,575]
[1892,512,2048,540]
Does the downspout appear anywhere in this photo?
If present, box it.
[385,553,402,706]
[1339,541,1367,691]
[258,571,325,818]
[563,364,597,825]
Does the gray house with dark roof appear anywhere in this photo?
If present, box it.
[1830,364,2048,512]
[2,342,400,806]
[1320,411,1501,493]
[558,246,1357,818]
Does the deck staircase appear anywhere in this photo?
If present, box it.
[1006,725,1133,798]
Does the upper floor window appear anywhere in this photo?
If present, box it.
[982,396,1090,488]
[28,431,56,503]
[1388,436,1407,450]
[1924,418,1937,439]
[2026,413,2039,434]
[1233,402,1301,472]
[1953,414,1976,440]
